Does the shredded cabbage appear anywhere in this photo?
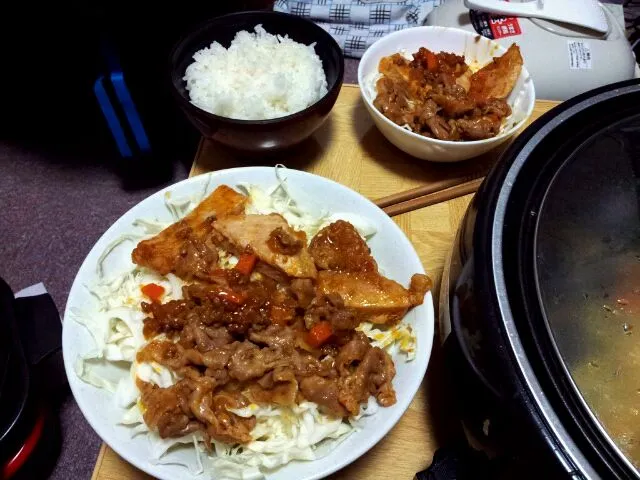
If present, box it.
[209,402,352,478]
[357,323,417,361]
[237,180,329,240]
[238,165,377,242]
[73,169,416,479]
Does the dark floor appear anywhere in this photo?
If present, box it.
[0,143,193,480]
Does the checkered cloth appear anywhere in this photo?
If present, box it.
[274,0,440,57]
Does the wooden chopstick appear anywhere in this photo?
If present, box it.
[375,174,484,209]
[381,177,484,217]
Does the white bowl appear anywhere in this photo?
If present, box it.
[62,167,434,480]
[358,26,536,162]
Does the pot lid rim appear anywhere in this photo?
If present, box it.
[485,80,640,478]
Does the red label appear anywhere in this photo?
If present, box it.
[469,10,522,40]
[489,16,521,39]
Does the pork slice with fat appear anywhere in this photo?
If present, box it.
[214,213,317,279]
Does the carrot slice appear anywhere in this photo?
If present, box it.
[305,321,333,348]
[141,283,165,302]
[426,50,438,72]
[235,253,258,276]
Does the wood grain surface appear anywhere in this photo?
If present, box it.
[92,85,560,480]
[190,85,558,204]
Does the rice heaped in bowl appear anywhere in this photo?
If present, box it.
[168,11,344,153]
[184,26,328,120]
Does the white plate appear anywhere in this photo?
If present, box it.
[62,167,434,480]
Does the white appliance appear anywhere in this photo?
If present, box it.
[427,0,639,100]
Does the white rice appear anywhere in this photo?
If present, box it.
[184,25,328,120]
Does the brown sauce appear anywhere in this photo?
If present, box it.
[373,45,523,141]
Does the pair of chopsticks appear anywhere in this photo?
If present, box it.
[375,176,485,217]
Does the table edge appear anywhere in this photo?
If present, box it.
[91,444,109,480]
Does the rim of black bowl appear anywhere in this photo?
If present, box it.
[168,10,345,126]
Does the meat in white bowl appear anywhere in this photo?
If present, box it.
[358,26,536,162]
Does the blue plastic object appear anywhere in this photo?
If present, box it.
[110,72,151,153]
[93,40,151,158]
[93,76,133,158]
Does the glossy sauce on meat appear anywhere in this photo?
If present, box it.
[131,196,432,446]
[136,271,402,444]
[373,45,523,141]
[267,226,304,255]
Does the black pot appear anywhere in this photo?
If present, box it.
[0,276,32,476]
[440,79,640,479]
[0,278,62,479]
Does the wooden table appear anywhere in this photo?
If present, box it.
[92,85,560,480]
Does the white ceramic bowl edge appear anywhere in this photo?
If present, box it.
[357,26,536,162]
